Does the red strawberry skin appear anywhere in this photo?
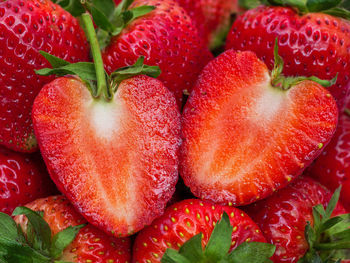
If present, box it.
[32,76,181,237]
[306,104,350,211]
[174,0,238,48]
[15,196,131,263]
[133,199,266,263]
[226,6,350,110]
[102,0,213,104]
[0,146,57,215]
[245,177,347,263]
[0,0,90,152]
[180,49,338,206]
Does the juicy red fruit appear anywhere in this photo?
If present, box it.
[32,75,181,237]
[0,0,89,152]
[245,177,347,263]
[226,6,350,110]
[0,146,57,214]
[102,0,213,104]
[180,49,338,206]
[307,104,350,211]
[15,195,131,263]
[133,199,266,263]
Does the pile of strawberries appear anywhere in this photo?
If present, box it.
[1,0,350,262]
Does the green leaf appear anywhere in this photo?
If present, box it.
[39,51,70,68]
[323,7,350,19]
[307,0,342,12]
[178,234,205,262]
[110,56,161,89]
[332,229,350,240]
[53,0,85,17]
[50,225,85,259]
[0,237,50,263]
[239,0,266,9]
[36,62,97,82]
[161,249,192,263]
[91,5,117,33]
[228,242,276,263]
[267,0,308,13]
[305,222,317,248]
[123,6,155,26]
[12,207,52,253]
[204,212,233,262]
[0,213,21,242]
[319,217,344,233]
[325,187,341,219]
[92,0,115,18]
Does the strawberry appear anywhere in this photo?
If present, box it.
[245,177,350,263]
[32,14,181,237]
[0,0,90,152]
[0,146,57,215]
[133,199,273,263]
[180,42,338,206]
[101,0,213,104]
[225,1,350,110]
[174,0,239,49]
[0,195,131,262]
[306,104,350,211]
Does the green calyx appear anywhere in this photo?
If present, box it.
[36,12,161,102]
[0,207,85,263]
[298,187,350,263]
[239,0,350,19]
[53,0,155,49]
[270,38,337,90]
[161,212,276,263]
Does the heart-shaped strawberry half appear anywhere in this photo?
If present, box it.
[180,45,338,206]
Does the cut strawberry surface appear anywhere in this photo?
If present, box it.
[33,75,180,237]
[180,46,338,206]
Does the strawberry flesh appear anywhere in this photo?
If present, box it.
[32,75,181,237]
[180,49,338,206]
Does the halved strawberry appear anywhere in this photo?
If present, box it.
[133,199,271,263]
[32,14,181,237]
[0,195,131,262]
[180,43,338,206]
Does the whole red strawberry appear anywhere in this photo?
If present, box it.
[0,146,57,215]
[0,0,90,153]
[133,199,272,263]
[102,0,213,104]
[245,177,350,263]
[180,44,338,206]
[0,195,131,262]
[226,1,350,110]
[306,104,350,211]
[174,0,238,49]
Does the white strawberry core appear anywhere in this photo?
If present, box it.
[89,101,122,141]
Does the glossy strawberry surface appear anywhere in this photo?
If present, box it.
[0,146,57,214]
[307,104,350,211]
[102,0,213,104]
[133,199,266,263]
[245,177,347,263]
[15,196,131,263]
[175,0,238,48]
[0,0,90,152]
[180,49,338,206]
[32,76,181,237]
[226,6,350,110]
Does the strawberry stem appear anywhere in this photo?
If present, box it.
[81,13,110,101]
